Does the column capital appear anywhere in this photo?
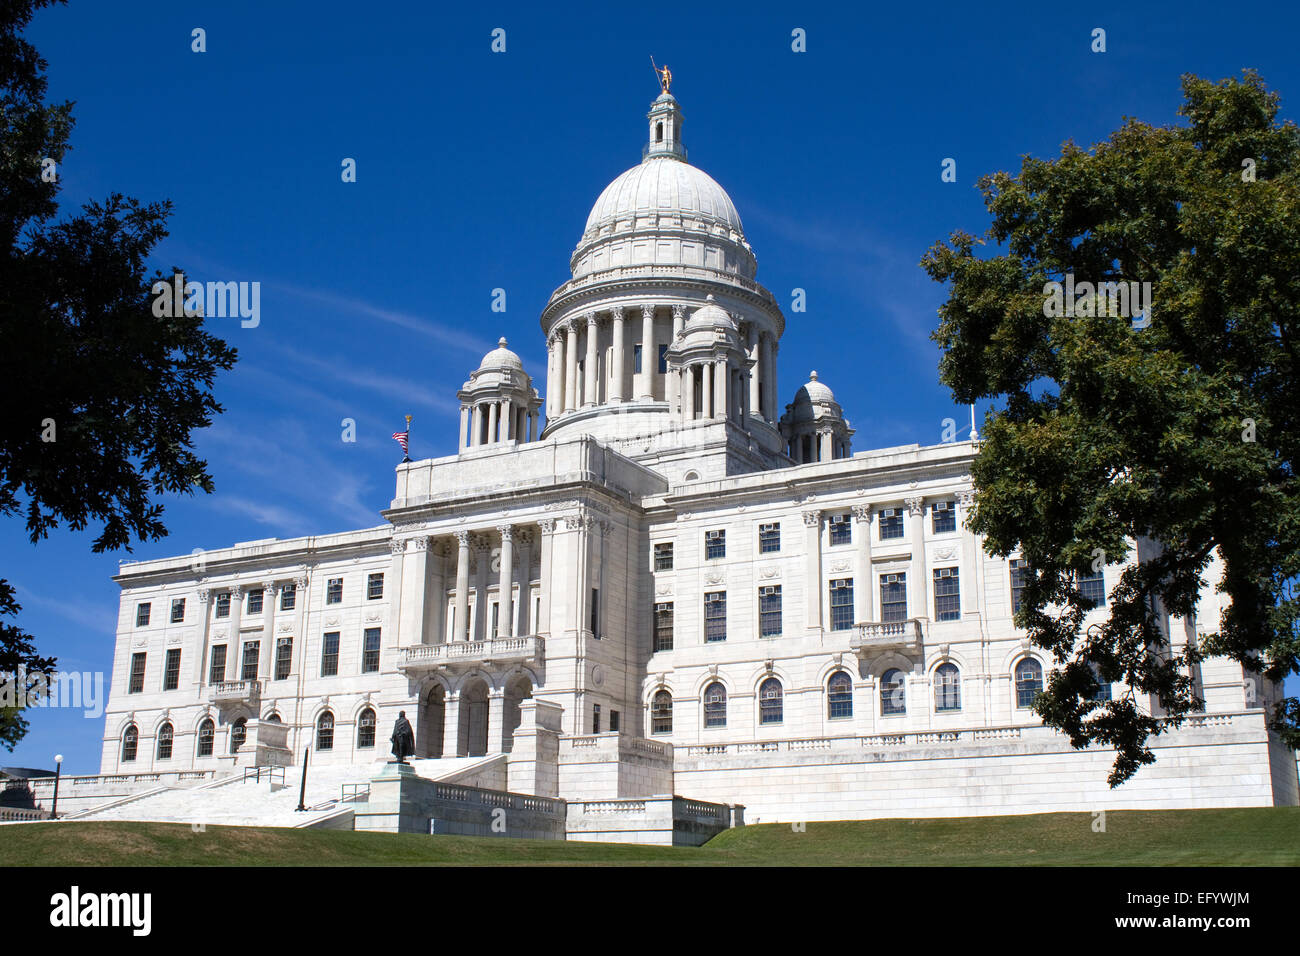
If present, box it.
[851,505,873,524]
[230,584,244,598]
[390,538,406,555]
[956,490,976,509]
[802,510,822,528]
[671,303,687,322]
[197,588,211,604]
[294,575,309,590]
[497,525,514,542]
[905,496,925,516]
[454,529,472,547]
[538,518,557,534]
[641,303,655,319]
[609,305,624,321]
[585,310,598,327]
[412,537,431,552]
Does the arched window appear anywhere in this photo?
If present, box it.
[231,717,247,753]
[156,722,174,760]
[651,690,673,735]
[121,724,138,762]
[934,662,961,712]
[880,668,906,716]
[655,121,664,142]
[1088,663,1112,702]
[759,678,783,724]
[703,682,727,728]
[317,711,334,751]
[357,708,376,748]
[1015,658,1043,708]
[197,718,215,757]
[263,712,282,723]
[827,671,853,719]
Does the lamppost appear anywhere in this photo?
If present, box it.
[51,754,63,820]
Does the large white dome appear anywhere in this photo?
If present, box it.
[582,158,746,238]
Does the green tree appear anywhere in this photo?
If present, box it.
[0,0,237,750]
[922,70,1300,786]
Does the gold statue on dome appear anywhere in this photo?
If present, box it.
[650,56,671,94]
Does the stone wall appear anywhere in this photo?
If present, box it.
[557,732,674,800]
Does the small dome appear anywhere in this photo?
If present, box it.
[678,295,739,350]
[478,337,523,372]
[685,295,734,330]
[798,370,834,403]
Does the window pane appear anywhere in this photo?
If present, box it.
[705,530,726,560]
[654,542,674,571]
[241,641,260,681]
[280,584,296,611]
[829,515,852,546]
[321,632,340,677]
[275,637,293,680]
[163,648,182,691]
[829,579,854,631]
[362,628,381,673]
[654,602,674,652]
[759,678,783,724]
[935,663,961,711]
[704,592,727,642]
[209,645,226,684]
[828,672,853,719]
[128,653,147,694]
[880,573,907,623]
[880,668,906,715]
[933,567,960,621]
[759,587,782,637]
[703,682,727,727]
[879,509,904,540]
[759,523,780,554]
[931,501,956,534]
[368,573,384,600]
[651,690,673,734]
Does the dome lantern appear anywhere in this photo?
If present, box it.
[780,371,854,464]
[645,91,686,161]
[457,336,543,451]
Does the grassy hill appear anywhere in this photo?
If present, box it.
[4,807,1298,866]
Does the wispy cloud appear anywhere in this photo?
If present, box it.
[11,582,116,636]
[207,495,312,531]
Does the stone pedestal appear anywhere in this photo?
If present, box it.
[507,699,563,797]
[355,761,424,833]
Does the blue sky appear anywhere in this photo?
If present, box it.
[6,0,1299,771]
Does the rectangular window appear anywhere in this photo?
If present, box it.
[931,500,957,535]
[274,637,293,681]
[215,593,230,618]
[170,598,185,623]
[490,602,499,638]
[759,585,782,637]
[610,709,620,732]
[704,591,727,643]
[128,653,147,693]
[654,602,674,652]
[829,513,852,546]
[590,588,600,638]
[326,578,343,605]
[759,522,781,554]
[367,573,384,600]
[829,579,855,631]
[593,704,602,734]
[705,529,726,560]
[880,573,908,623]
[1009,559,1028,614]
[934,567,960,621]
[1078,569,1106,607]
[362,628,381,673]
[241,641,260,681]
[280,583,296,611]
[657,344,668,373]
[653,542,674,571]
[209,645,227,685]
[879,508,904,540]
[163,648,182,691]
[246,588,263,615]
[633,344,642,374]
[135,603,151,627]
[321,632,340,677]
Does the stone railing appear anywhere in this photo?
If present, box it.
[851,619,924,653]
[28,769,220,792]
[431,781,565,816]
[397,636,544,673]
[209,680,261,704]
[546,265,777,308]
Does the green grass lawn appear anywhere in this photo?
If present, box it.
[3,807,1297,866]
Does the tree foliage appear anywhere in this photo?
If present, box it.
[0,0,237,750]
[922,70,1300,785]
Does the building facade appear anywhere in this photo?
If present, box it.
[99,88,1298,821]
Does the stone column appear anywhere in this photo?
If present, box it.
[762,336,778,423]
[748,325,761,416]
[546,334,559,419]
[193,588,212,687]
[443,691,463,757]
[957,491,979,615]
[852,506,874,622]
[259,582,277,682]
[398,537,430,647]
[583,312,598,407]
[291,573,309,681]
[426,542,446,644]
[639,304,656,400]
[473,535,491,641]
[537,519,556,635]
[516,529,533,635]
[226,585,243,681]
[504,399,516,441]
[458,405,470,452]
[820,430,833,462]
[454,531,471,642]
[497,525,515,638]
[469,405,482,448]
[680,367,694,422]
[714,359,728,420]
[487,688,506,754]
[906,496,928,620]
[610,306,626,402]
[666,362,680,415]
[564,320,579,413]
[701,361,713,418]
[803,512,822,630]
[487,402,499,444]
[672,303,687,339]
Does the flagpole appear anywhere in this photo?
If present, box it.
[403,414,412,463]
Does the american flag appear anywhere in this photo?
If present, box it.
[391,430,409,455]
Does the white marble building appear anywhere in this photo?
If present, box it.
[99,87,1298,822]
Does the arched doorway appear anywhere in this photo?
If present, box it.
[502,675,533,753]
[459,679,489,757]
[420,685,445,758]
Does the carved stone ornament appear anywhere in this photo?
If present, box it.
[934,547,957,561]
[905,496,925,516]
[802,510,821,527]
[759,566,780,579]
[852,505,872,523]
